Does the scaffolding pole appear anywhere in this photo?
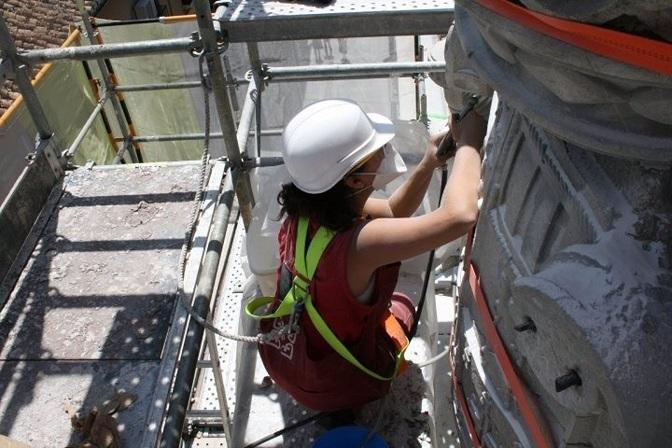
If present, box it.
[193,0,254,227]
[123,128,282,143]
[158,174,236,448]
[114,78,248,92]
[0,15,64,178]
[75,0,142,163]
[158,1,255,444]
[243,156,283,169]
[115,80,203,92]
[237,77,258,157]
[222,52,240,111]
[62,91,110,159]
[112,61,445,94]
[247,42,264,158]
[112,138,132,164]
[81,60,118,152]
[14,36,197,64]
[265,60,446,81]
[414,38,429,126]
[92,14,199,27]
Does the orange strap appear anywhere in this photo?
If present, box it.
[473,0,672,76]
[382,312,409,375]
[451,367,482,448]
[463,228,474,273]
[450,226,482,446]
[468,262,553,448]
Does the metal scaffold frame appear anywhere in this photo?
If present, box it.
[0,1,453,446]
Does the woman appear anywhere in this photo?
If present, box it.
[254,99,486,412]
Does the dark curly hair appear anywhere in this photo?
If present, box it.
[277,181,359,232]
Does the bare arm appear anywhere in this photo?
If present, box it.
[363,129,451,218]
[348,112,486,293]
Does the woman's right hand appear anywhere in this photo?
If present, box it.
[451,111,487,151]
[350,107,487,284]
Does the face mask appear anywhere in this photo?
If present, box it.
[352,143,407,191]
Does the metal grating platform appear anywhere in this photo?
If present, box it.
[218,0,455,42]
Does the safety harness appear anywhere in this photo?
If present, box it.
[246,216,408,381]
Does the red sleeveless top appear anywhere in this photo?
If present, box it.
[258,216,401,411]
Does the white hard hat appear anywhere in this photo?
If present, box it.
[282,99,395,194]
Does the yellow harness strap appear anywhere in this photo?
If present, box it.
[245,216,408,381]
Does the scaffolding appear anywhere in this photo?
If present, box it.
[0,1,455,447]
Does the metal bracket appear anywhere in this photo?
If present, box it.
[183,411,226,436]
[188,31,204,57]
[246,65,269,85]
[208,6,231,55]
[35,136,65,178]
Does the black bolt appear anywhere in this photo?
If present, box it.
[555,370,582,392]
[514,317,537,333]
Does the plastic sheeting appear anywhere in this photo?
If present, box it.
[97,22,205,162]
[1,22,449,211]
[98,21,425,159]
[0,53,116,203]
